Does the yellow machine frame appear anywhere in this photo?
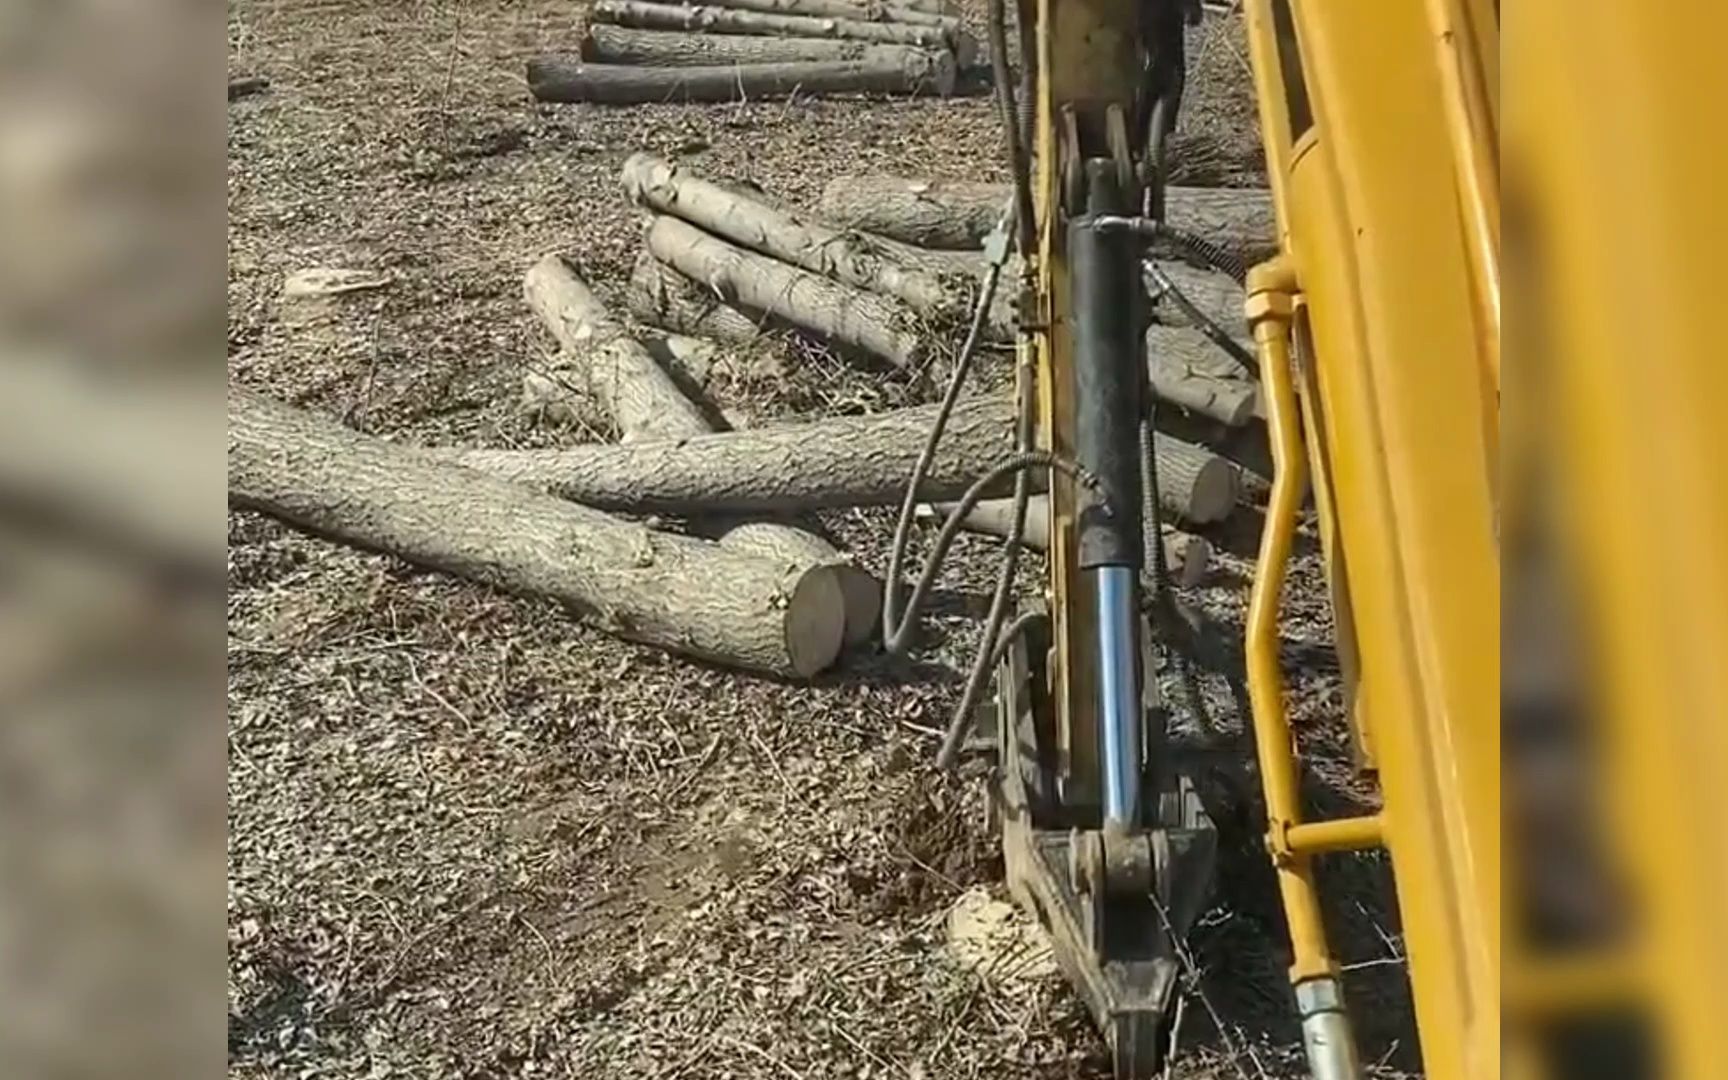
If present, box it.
[1238,1,1500,1077]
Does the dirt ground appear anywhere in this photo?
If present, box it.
[226,2,1418,1077]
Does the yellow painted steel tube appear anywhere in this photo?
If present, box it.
[1244,297,1335,984]
[1286,814,1384,857]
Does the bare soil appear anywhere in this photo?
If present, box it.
[226,2,1418,1077]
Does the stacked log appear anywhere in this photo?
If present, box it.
[818,175,1277,264]
[522,254,880,646]
[530,0,969,107]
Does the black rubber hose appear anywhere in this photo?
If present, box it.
[1145,261,1258,376]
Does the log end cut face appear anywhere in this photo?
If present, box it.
[784,563,848,677]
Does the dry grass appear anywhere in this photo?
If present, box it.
[227,2,1417,1076]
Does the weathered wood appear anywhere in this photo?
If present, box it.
[530,255,875,648]
[228,388,846,678]
[624,154,968,322]
[527,51,954,103]
[646,215,926,368]
[448,398,1013,515]
[583,26,927,67]
[450,397,1239,523]
[1147,325,1259,426]
[589,1,952,54]
[818,176,1276,261]
[694,0,975,62]
[521,254,712,440]
[927,496,1214,586]
[626,251,771,344]
[817,176,1007,250]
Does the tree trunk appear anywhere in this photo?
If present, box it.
[589,1,952,53]
[448,397,1014,515]
[691,0,975,62]
[583,26,925,66]
[817,176,1007,249]
[926,496,1214,586]
[527,52,954,104]
[448,396,1238,523]
[529,255,877,648]
[228,389,846,679]
[626,250,772,344]
[646,215,926,369]
[623,153,971,324]
[1147,325,1259,426]
[817,176,1275,261]
[522,254,714,440]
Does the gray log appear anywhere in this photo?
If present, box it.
[583,26,930,67]
[692,0,975,62]
[228,389,846,679]
[626,250,772,344]
[525,255,875,648]
[448,397,1239,524]
[623,153,969,322]
[527,52,954,103]
[646,215,926,369]
[925,497,1215,586]
[521,254,713,440]
[1147,325,1259,426]
[817,176,1276,260]
[589,1,952,53]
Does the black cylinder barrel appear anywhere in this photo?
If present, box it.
[1070,159,1145,571]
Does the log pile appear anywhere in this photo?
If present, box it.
[527,0,973,105]
[230,146,1274,680]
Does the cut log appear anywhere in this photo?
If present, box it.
[646,215,926,369]
[706,519,880,646]
[522,254,713,440]
[527,52,955,104]
[228,389,846,678]
[626,251,771,344]
[589,1,952,54]
[448,397,1239,524]
[817,176,1006,250]
[447,397,1013,515]
[817,176,1275,261]
[623,153,968,323]
[583,26,928,66]
[532,256,876,649]
[926,496,1214,586]
[692,0,975,61]
[1147,325,1259,426]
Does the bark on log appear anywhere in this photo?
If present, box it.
[1147,325,1259,426]
[448,397,1239,523]
[583,26,925,67]
[692,0,975,62]
[817,176,1275,260]
[817,176,1006,249]
[646,215,926,369]
[626,250,771,344]
[522,255,713,440]
[228,389,845,678]
[624,154,968,324]
[925,497,1214,586]
[531,255,876,648]
[527,52,954,103]
[589,1,953,54]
